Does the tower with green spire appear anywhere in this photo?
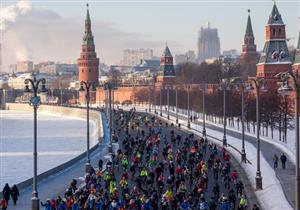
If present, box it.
[160,45,176,77]
[78,4,99,85]
[240,9,259,77]
[242,9,256,54]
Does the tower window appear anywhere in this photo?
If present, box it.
[278,28,282,36]
[272,28,276,36]
[81,70,84,73]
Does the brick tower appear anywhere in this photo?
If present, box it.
[239,10,260,77]
[256,2,292,79]
[78,4,99,85]
[156,45,176,85]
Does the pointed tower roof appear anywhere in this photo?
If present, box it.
[163,45,172,57]
[86,4,91,23]
[267,1,284,25]
[245,10,254,37]
[82,3,94,47]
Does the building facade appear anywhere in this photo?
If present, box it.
[197,23,221,63]
[16,61,34,73]
[256,3,292,79]
[239,10,260,77]
[40,63,78,75]
[175,50,196,64]
[123,49,153,66]
[95,46,176,105]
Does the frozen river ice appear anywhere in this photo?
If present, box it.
[0,110,98,189]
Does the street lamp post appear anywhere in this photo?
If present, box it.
[240,85,246,162]
[187,85,190,128]
[230,78,247,163]
[277,71,300,210]
[148,86,151,112]
[154,88,157,114]
[167,86,170,120]
[79,81,96,173]
[160,87,162,116]
[104,83,117,157]
[199,84,207,141]
[24,76,47,210]
[248,77,266,190]
[2,89,6,109]
[219,80,230,147]
[175,85,179,124]
[223,86,227,146]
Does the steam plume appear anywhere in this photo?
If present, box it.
[0,0,32,32]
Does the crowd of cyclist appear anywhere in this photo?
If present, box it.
[38,108,260,210]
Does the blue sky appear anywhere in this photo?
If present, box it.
[1,0,299,65]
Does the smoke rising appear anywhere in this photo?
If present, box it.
[0,0,32,32]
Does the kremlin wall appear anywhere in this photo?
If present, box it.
[78,3,300,106]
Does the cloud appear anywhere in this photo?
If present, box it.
[2,5,181,68]
[0,0,32,31]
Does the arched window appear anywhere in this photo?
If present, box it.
[272,28,276,36]
[278,28,282,36]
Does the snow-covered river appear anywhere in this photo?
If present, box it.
[0,110,98,189]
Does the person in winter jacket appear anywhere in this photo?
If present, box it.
[219,195,230,210]
[280,153,287,169]
[2,184,11,204]
[0,198,8,210]
[41,199,52,210]
[179,200,190,210]
[238,195,248,210]
[10,185,19,205]
[199,197,209,210]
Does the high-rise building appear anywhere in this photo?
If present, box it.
[123,49,153,66]
[77,4,99,85]
[256,2,292,79]
[239,10,260,77]
[197,23,221,63]
[175,50,196,64]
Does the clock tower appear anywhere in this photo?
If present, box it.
[256,2,292,79]
[156,45,176,85]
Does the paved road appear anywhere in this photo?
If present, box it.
[7,112,109,210]
[162,110,295,208]
[107,109,257,209]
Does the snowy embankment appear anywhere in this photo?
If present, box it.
[173,108,296,165]
[119,104,293,210]
[0,105,101,189]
